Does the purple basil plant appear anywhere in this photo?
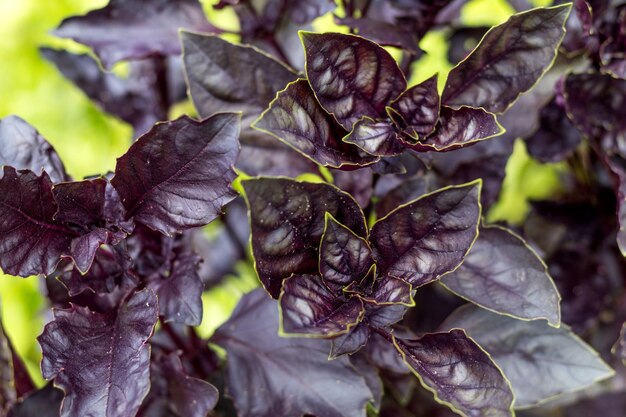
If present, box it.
[1,1,625,417]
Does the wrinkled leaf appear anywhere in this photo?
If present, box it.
[343,118,403,157]
[441,225,561,326]
[59,245,136,297]
[388,75,440,139]
[441,305,615,408]
[370,181,481,287]
[0,167,74,277]
[375,174,442,218]
[212,288,373,417]
[111,114,240,236]
[302,32,407,129]
[55,0,215,69]
[403,107,503,152]
[442,5,570,113]
[0,116,68,183]
[319,213,373,292]
[279,274,365,337]
[39,290,158,417]
[393,329,514,417]
[253,79,375,168]
[182,32,297,126]
[243,177,366,298]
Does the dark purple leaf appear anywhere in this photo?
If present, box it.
[55,0,216,69]
[148,253,203,326]
[53,178,109,228]
[238,131,319,177]
[38,290,158,417]
[302,32,407,129]
[375,173,442,218]
[111,114,240,236]
[0,116,68,183]
[331,168,374,208]
[441,305,615,408]
[7,384,63,417]
[402,106,503,152]
[430,136,515,209]
[253,79,376,168]
[442,5,571,113]
[525,97,582,163]
[143,354,218,417]
[0,167,74,277]
[343,118,403,157]
[319,214,374,292]
[330,323,370,358]
[336,17,420,53]
[59,245,136,297]
[52,178,130,273]
[388,75,440,139]
[369,181,482,287]
[362,275,414,306]
[365,303,410,329]
[440,225,561,326]
[181,32,297,125]
[393,329,515,417]
[364,332,410,374]
[279,274,365,337]
[563,72,626,153]
[212,288,374,417]
[41,49,175,136]
[243,177,366,298]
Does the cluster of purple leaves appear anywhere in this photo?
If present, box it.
[1,1,625,417]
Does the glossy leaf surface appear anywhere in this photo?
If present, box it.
[243,178,366,298]
[404,107,503,152]
[0,116,68,183]
[111,114,240,236]
[253,79,374,168]
[55,0,215,69]
[213,289,373,417]
[39,290,158,417]
[302,32,407,129]
[280,274,365,337]
[441,225,561,326]
[394,329,514,417]
[343,118,403,157]
[370,182,481,286]
[442,5,570,113]
[0,167,73,277]
[388,75,440,139]
[319,214,373,292]
[442,305,614,408]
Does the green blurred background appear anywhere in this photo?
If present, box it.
[0,0,561,386]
